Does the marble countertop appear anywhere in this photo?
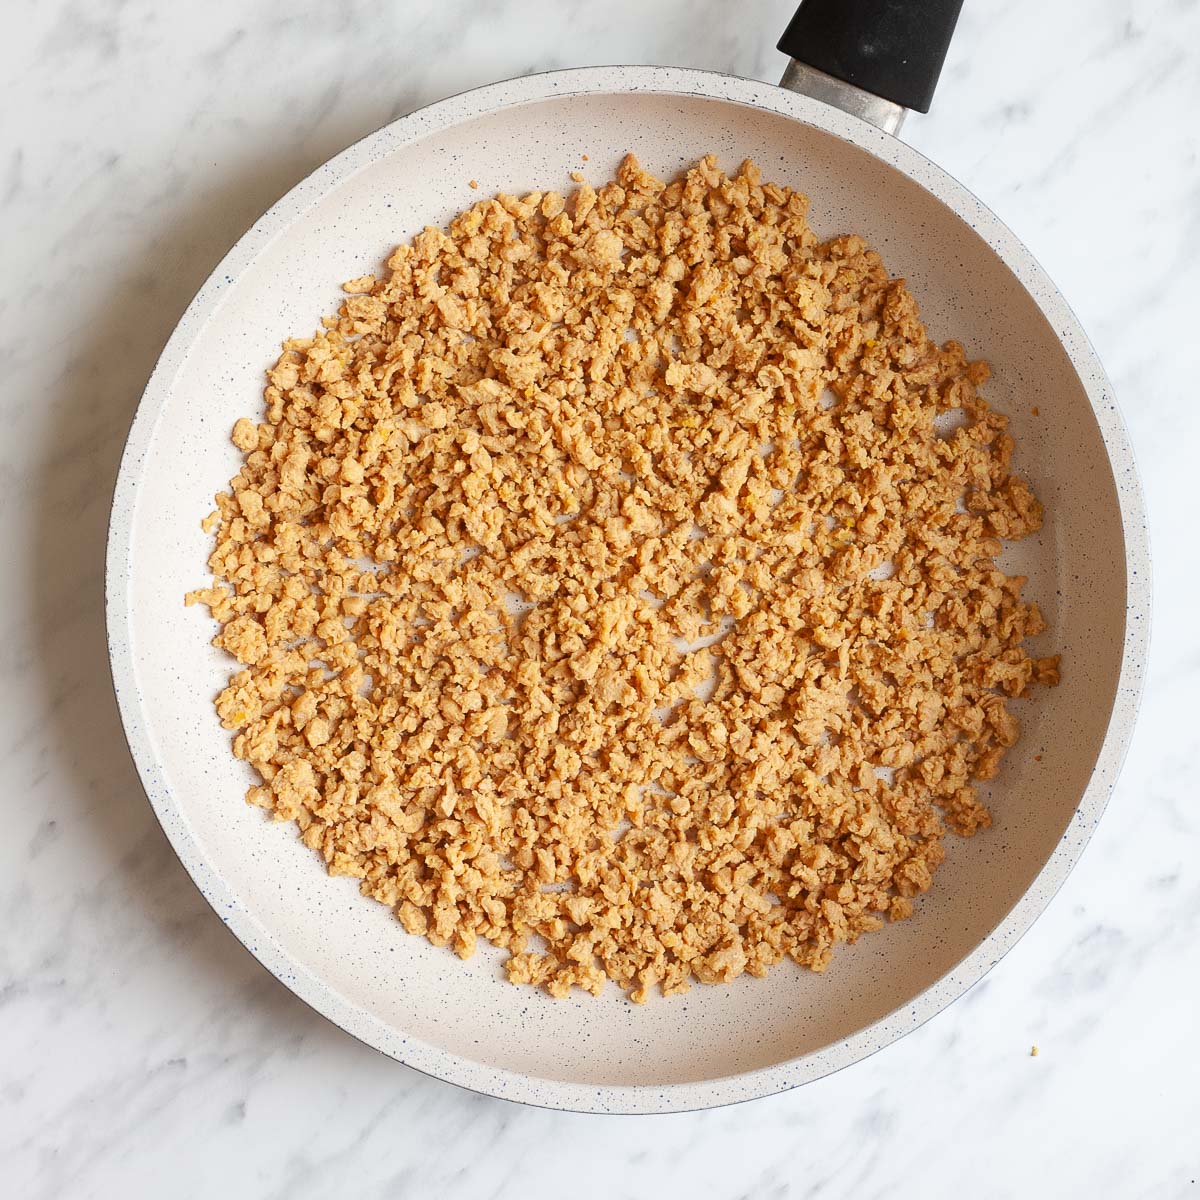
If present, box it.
[3,0,1198,1195]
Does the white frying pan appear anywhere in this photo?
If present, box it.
[105,0,1150,1113]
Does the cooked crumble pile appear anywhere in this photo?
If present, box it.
[187,155,1058,1001]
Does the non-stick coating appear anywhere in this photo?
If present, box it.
[105,67,1149,1113]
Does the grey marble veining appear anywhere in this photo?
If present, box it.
[1,0,1197,1195]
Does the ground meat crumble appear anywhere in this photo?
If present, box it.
[186,154,1059,1001]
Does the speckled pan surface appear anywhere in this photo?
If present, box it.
[105,67,1150,1114]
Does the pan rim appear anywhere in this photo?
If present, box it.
[104,64,1151,1114]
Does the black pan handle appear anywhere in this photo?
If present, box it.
[777,0,964,114]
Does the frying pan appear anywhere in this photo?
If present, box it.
[105,0,1151,1113]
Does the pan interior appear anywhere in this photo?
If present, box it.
[123,87,1126,1088]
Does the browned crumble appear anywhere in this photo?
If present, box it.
[187,154,1059,1001]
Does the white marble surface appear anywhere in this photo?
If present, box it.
[2,0,1197,1194]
